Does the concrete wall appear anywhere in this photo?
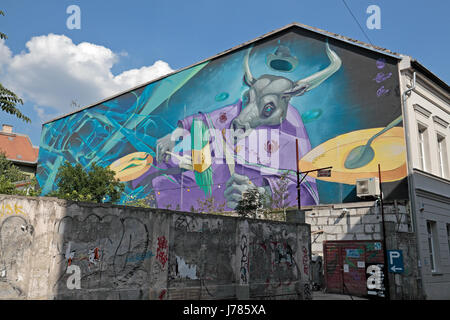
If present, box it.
[385,229,423,300]
[304,200,411,257]
[0,195,311,300]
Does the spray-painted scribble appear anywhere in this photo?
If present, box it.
[240,235,249,284]
[156,236,168,268]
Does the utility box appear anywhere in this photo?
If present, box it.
[356,177,380,198]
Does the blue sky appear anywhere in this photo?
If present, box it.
[1,0,448,146]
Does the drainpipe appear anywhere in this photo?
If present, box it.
[400,69,424,298]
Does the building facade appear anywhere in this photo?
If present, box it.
[0,124,39,179]
[35,23,449,299]
[398,59,450,299]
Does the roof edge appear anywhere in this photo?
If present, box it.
[42,22,407,126]
[411,59,449,94]
[8,158,38,165]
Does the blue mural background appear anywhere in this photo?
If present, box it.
[37,29,406,208]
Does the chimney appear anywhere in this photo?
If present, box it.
[2,124,13,134]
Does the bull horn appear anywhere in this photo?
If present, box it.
[243,47,255,86]
[295,42,342,91]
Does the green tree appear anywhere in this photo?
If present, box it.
[235,187,264,219]
[49,161,125,203]
[0,175,16,194]
[124,194,156,208]
[0,10,30,123]
[0,152,27,182]
[271,171,290,210]
[0,152,40,196]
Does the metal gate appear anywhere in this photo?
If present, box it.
[323,240,385,297]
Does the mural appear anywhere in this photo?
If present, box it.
[37,29,407,210]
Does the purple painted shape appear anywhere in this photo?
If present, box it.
[133,99,318,211]
[373,72,392,83]
[376,58,386,69]
[376,86,390,97]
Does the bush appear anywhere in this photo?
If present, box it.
[0,152,40,196]
[0,152,26,182]
[235,187,264,219]
[0,175,16,194]
[49,161,124,203]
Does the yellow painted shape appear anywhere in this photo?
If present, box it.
[299,127,407,184]
[14,204,25,215]
[109,152,153,182]
[192,143,212,173]
[0,203,25,216]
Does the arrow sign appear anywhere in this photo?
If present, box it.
[387,250,404,273]
[390,265,403,272]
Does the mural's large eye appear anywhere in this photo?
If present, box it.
[262,103,276,117]
[242,90,250,108]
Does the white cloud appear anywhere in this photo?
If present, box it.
[0,39,12,73]
[33,105,57,123]
[0,34,174,114]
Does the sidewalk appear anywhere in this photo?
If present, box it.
[312,291,368,300]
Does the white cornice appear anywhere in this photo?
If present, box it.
[432,115,449,128]
[413,104,432,118]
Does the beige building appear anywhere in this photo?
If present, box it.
[399,58,450,299]
[0,124,39,179]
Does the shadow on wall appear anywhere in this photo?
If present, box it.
[0,211,33,299]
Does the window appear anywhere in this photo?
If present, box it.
[418,124,429,171]
[437,134,449,179]
[447,224,450,257]
[426,221,438,272]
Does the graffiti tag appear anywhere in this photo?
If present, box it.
[156,236,168,268]
[302,246,309,275]
[0,203,25,217]
[126,251,154,263]
[376,85,390,97]
[240,235,249,284]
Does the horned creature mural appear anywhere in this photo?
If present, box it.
[130,42,342,210]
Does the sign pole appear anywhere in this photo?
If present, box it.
[378,163,391,300]
[296,139,301,210]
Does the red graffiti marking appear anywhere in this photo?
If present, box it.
[156,236,168,268]
[159,289,167,300]
[157,236,168,250]
[219,112,227,123]
[302,246,309,275]
[264,140,279,155]
[94,247,99,260]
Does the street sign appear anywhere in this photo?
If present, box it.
[317,169,331,177]
[387,250,404,273]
